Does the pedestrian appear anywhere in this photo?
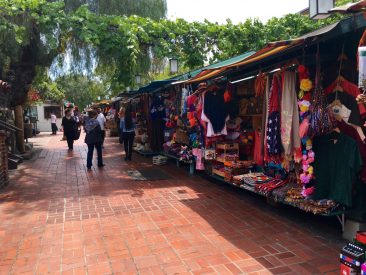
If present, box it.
[50,112,58,135]
[61,109,77,150]
[119,106,135,161]
[85,109,104,170]
[73,106,80,125]
[96,108,106,148]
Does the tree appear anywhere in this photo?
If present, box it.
[55,75,106,110]
[1,0,345,106]
[63,0,167,19]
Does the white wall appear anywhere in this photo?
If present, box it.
[36,103,63,132]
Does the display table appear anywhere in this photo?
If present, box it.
[162,152,195,175]
[210,173,346,231]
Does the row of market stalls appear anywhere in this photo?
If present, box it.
[112,11,366,232]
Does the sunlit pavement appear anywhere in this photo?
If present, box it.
[0,133,341,274]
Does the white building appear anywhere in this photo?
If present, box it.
[30,102,63,132]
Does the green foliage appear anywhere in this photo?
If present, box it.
[0,0,347,105]
[336,0,357,6]
[64,0,167,19]
[31,68,65,103]
[55,75,107,110]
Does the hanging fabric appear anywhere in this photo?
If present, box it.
[261,76,270,164]
[266,74,282,156]
[309,44,337,137]
[281,71,301,158]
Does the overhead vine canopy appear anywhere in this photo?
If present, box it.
[63,0,167,19]
[1,0,343,106]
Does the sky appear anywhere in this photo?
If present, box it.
[167,0,309,24]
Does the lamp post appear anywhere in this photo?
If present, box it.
[169,58,178,74]
[135,74,141,87]
[309,0,334,19]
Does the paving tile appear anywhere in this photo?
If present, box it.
[2,133,343,275]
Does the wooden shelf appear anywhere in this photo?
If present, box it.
[239,114,263,117]
[216,157,226,163]
[212,168,225,178]
[216,143,239,150]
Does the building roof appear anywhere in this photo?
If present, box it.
[184,12,366,83]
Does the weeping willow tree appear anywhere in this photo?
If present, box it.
[50,0,167,91]
[63,0,167,19]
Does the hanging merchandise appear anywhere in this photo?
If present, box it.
[337,119,366,183]
[309,45,337,137]
[201,87,230,137]
[203,88,229,133]
[255,72,267,97]
[359,46,366,88]
[281,71,301,164]
[297,64,315,197]
[266,74,282,157]
[150,95,166,152]
[312,131,362,207]
[224,83,233,103]
[192,148,205,170]
[325,76,366,118]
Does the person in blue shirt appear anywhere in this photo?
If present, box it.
[119,106,136,161]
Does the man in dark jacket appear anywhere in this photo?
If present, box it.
[85,110,104,170]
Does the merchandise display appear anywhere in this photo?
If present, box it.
[119,15,366,239]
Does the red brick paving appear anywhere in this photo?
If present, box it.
[0,133,342,274]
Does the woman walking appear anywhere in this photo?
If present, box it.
[85,110,104,170]
[61,109,77,150]
[119,107,135,161]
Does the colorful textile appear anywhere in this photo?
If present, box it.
[326,92,362,126]
[313,132,362,207]
[150,97,165,120]
[267,112,282,155]
[181,88,188,115]
[255,179,288,197]
[192,148,204,170]
[266,75,282,157]
[253,130,264,165]
[203,90,229,134]
[281,71,301,158]
[201,91,229,137]
[324,77,366,117]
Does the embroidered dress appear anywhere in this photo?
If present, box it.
[266,75,282,156]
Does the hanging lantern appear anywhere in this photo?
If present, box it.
[169,58,178,74]
[309,0,334,19]
[135,75,141,86]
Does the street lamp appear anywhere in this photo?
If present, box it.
[169,58,178,74]
[309,0,334,19]
[135,74,141,86]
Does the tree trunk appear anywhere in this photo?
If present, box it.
[14,105,25,154]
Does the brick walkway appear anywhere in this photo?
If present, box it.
[1,133,342,275]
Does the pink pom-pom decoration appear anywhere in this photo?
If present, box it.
[300,173,311,184]
[308,150,315,159]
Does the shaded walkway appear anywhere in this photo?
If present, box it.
[0,133,341,274]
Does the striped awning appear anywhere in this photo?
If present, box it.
[185,40,302,84]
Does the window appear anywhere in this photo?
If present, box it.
[44,106,61,119]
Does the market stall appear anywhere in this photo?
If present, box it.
[160,12,366,231]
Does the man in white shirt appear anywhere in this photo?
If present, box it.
[50,112,57,135]
[96,108,106,147]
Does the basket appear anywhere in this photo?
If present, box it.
[175,129,189,145]
[152,155,168,165]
